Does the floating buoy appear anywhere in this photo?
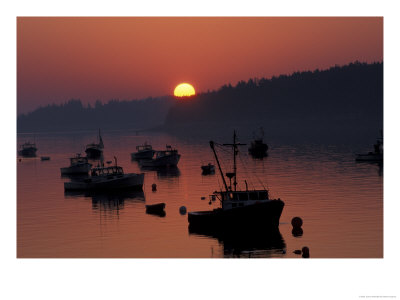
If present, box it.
[293,249,302,255]
[201,196,206,200]
[179,206,187,215]
[302,246,310,258]
[152,183,157,191]
[292,227,303,237]
[291,217,303,228]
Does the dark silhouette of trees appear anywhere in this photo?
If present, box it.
[164,61,383,141]
[17,96,174,132]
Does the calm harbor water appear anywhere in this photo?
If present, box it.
[17,130,383,258]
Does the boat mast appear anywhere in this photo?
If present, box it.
[209,141,229,192]
[223,130,246,191]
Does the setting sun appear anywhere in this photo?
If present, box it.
[174,83,196,97]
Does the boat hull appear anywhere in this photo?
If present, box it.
[140,154,181,167]
[85,147,103,159]
[188,199,284,230]
[64,173,144,191]
[131,150,155,160]
[60,163,92,175]
[145,203,166,216]
[355,153,383,162]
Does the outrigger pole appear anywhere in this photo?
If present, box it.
[209,140,229,192]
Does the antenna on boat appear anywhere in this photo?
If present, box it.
[114,156,117,166]
[223,130,246,191]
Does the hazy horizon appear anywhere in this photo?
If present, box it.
[17,17,383,114]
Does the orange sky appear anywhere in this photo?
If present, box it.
[17,17,383,114]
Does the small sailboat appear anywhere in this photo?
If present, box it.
[85,129,104,159]
[188,131,284,230]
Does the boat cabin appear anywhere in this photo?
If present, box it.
[155,146,178,159]
[91,166,124,177]
[20,142,36,150]
[70,155,89,165]
[136,144,153,152]
[215,190,270,210]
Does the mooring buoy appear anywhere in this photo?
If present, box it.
[302,246,310,258]
[291,217,303,228]
[179,206,187,215]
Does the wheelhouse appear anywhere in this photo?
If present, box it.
[91,166,124,177]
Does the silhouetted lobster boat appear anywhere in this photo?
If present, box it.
[139,145,180,167]
[64,157,144,191]
[60,153,92,175]
[85,129,104,159]
[188,131,284,230]
[18,142,37,157]
[355,131,383,162]
[248,127,268,158]
[131,142,155,160]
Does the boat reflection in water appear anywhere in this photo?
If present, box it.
[189,225,285,258]
[64,190,145,212]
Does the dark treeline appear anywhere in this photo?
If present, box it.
[164,62,383,142]
[17,96,174,132]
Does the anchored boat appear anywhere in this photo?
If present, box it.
[64,157,144,191]
[60,154,92,175]
[188,131,284,230]
[201,163,215,175]
[355,131,383,162]
[139,145,180,168]
[131,142,155,160]
[18,142,37,157]
[248,127,268,158]
[85,129,104,159]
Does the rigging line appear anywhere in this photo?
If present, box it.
[237,150,255,190]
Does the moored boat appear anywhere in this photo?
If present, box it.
[201,163,215,175]
[131,143,155,160]
[85,129,104,159]
[188,131,284,230]
[18,142,37,157]
[60,154,92,175]
[139,145,180,167]
[64,157,144,191]
[145,203,166,216]
[248,127,268,158]
[355,131,383,162]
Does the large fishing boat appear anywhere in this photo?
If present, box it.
[188,131,284,230]
[60,153,92,175]
[18,142,37,157]
[85,129,104,159]
[139,145,180,168]
[64,157,144,191]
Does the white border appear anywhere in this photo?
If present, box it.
[3,1,399,300]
